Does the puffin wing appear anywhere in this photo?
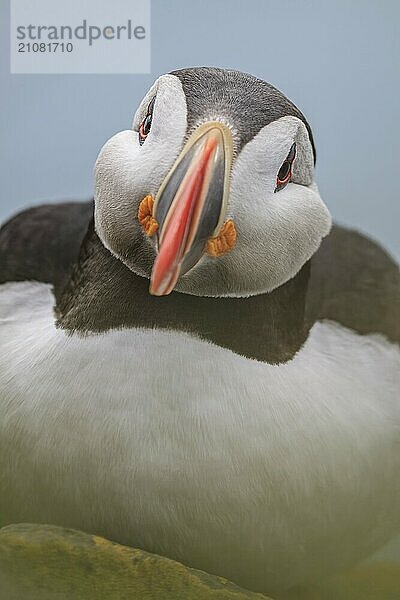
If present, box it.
[306,225,400,345]
[0,201,93,293]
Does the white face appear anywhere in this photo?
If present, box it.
[94,73,332,298]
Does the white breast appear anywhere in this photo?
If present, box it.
[1,281,399,593]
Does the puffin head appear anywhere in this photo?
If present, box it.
[94,67,331,297]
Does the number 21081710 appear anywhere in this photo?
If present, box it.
[18,42,73,53]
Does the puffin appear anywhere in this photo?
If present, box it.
[0,67,399,597]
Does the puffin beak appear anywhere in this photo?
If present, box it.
[150,122,233,296]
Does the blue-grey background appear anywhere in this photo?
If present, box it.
[1,0,399,259]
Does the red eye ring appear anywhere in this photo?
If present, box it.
[139,118,150,144]
[276,161,292,185]
[138,97,156,146]
[275,142,296,192]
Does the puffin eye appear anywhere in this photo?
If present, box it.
[139,97,156,146]
[275,142,296,192]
